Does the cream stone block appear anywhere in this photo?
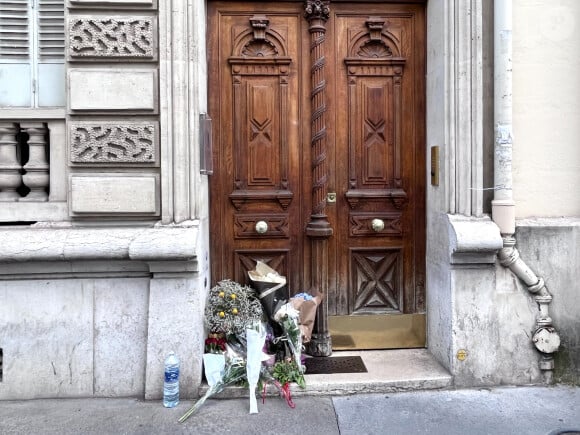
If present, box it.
[145,276,206,400]
[69,69,157,112]
[513,2,580,218]
[93,278,149,396]
[0,280,94,400]
[70,175,159,215]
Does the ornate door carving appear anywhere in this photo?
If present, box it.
[208,2,425,351]
[208,7,304,297]
[331,11,425,319]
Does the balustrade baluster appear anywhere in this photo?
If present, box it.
[20,123,50,202]
[0,123,22,201]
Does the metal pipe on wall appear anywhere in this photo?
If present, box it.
[492,0,560,383]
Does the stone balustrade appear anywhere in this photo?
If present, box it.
[0,122,49,202]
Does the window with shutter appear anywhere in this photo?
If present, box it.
[0,0,66,222]
[37,0,65,106]
[0,0,64,108]
[0,0,31,106]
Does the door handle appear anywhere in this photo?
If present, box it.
[255,220,268,234]
[371,218,385,232]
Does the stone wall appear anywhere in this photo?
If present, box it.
[67,2,161,220]
[0,278,149,399]
[426,214,544,387]
[0,224,209,400]
[429,216,580,387]
[0,0,211,401]
[515,218,580,385]
[513,0,580,217]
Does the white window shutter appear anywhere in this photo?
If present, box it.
[37,0,65,107]
[0,0,29,58]
[0,0,32,106]
[37,0,64,60]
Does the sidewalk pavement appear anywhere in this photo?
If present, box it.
[1,385,579,435]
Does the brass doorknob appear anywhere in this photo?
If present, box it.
[255,220,268,234]
[371,218,385,232]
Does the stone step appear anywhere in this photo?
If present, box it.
[199,349,453,398]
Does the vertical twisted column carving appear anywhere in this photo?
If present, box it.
[0,123,22,202]
[304,0,332,357]
[305,0,332,236]
[21,123,49,201]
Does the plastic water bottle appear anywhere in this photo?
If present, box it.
[163,351,180,408]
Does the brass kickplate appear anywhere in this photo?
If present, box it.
[329,313,426,350]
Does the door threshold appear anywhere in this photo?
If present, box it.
[198,349,452,398]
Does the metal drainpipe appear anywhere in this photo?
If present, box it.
[491,0,560,384]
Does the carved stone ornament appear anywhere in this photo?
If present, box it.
[69,18,154,58]
[70,123,156,163]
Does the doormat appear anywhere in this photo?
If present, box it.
[304,356,367,375]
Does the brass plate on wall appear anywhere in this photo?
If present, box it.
[329,313,426,350]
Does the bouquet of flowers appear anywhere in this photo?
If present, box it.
[204,279,264,336]
[204,333,226,354]
[179,347,247,423]
[248,261,288,319]
[179,269,319,423]
[273,302,303,373]
[203,333,227,387]
[179,280,265,422]
[246,322,267,414]
[289,292,322,344]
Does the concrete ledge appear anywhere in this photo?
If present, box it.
[516,216,580,228]
[200,349,453,398]
[447,215,503,264]
[0,221,199,274]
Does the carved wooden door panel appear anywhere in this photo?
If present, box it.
[208,5,306,294]
[326,5,426,349]
[208,2,425,350]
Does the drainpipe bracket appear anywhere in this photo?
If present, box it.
[539,354,555,371]
[498,245,518,267]
[492,200,516,236]
[528,278,545,294]
[536,316,553,327]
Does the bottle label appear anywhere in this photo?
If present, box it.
[165,369,179,382]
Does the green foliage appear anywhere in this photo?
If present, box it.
[272,359,306,389]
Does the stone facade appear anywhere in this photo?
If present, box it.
[0,0,578,401]
[0,0,211,400]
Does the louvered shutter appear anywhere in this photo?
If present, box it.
[37,0,65,107]
[0,0,64,108]
[0,0,32,106]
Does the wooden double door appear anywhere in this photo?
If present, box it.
[208,1,425,351]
